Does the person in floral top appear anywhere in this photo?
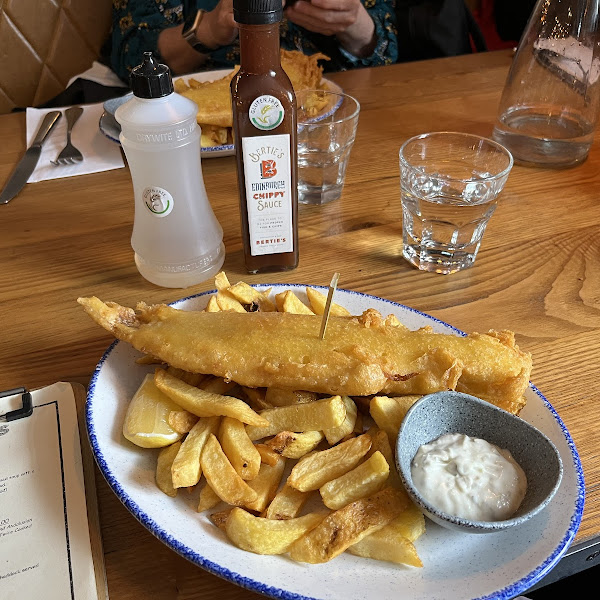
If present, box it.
[110,0,397,82]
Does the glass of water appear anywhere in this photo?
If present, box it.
[399,132,513,275]
[296,89,360,205]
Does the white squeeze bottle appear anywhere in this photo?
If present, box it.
[115,52,225,288]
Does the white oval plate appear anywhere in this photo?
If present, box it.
[86,286,584,600]
[100,71,342,158]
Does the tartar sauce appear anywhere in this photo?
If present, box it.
[411,433,527,521]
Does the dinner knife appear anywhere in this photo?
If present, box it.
[0,110,62,205]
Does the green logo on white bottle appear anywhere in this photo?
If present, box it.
[249,95,284,131]
[142,187,174,217]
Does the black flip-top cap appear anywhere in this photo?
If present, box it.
[233,0,283,25]
[130,52,174,98]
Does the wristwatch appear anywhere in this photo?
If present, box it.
[182,9,218,54]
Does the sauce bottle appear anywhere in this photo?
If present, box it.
[231,0,299,273]
[115,52,225,288]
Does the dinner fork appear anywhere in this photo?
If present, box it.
[51,106,84,166]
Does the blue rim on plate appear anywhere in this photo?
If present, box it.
[98,94,235,157]
[85,286,585,600]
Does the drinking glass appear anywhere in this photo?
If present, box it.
[296,90,360,205]
[399,132,513,275]
[492,0,600,167]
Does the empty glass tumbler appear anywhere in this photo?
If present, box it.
[492,0,600,167]
[296,90,360,205]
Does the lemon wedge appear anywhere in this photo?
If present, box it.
[123,374,184,448]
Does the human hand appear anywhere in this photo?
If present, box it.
[285,0,363,36]
[284,0,376,57]
[201,0,238,48]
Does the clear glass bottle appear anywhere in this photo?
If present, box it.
[115,52,225,287]
[492,0,600,168]
[231,0,299,273]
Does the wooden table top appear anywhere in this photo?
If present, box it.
[1,49,599,599]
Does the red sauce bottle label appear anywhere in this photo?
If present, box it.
[241,133,293,256]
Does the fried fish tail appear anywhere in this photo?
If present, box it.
[78,296,141,342]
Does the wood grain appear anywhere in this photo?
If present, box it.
[1,49,599,598]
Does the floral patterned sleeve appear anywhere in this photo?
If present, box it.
[110,0,396,82]
[339,0,397,68]
[110,0,184,83]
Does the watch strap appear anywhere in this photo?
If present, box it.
[182,9,219,54]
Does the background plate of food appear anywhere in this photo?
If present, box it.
[84,282,584,600]
[100,51,340,158]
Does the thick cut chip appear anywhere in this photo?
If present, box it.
[241,387,272,411]
[171,416,220,488]
[227,282,276,312]
[197,481,222,512]
[200,124,229,148]
[305,287,352,316]
[214,271,231,290]
[387,503,427,542]
[156,441,181,497]
[216,290,246,313]
[166,366,205,386]
[370,395,421,444]
[219,416,261,480]
[275,290,314,314]
[287,433,372,491]
[154,369,268,427]
[365,427,403,490]
[262,484,312,520]
[288,487,410,563]
[264,388,317,407]
[204,295,221,312]
[254,443,281,466]
[348,502,425,566]
[263,430,324,459]
[348,528,423,567]
[244,456,286,512]
[323,396,357,444]
[168,409,199,434]
[200,376,238,395]
[246,395,346,441]
[319,450,389,510]
[200,434,258,506]
[225,508,326,555]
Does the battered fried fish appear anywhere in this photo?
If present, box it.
[78,297,532,415]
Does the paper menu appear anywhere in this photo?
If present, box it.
[0,382,103,600]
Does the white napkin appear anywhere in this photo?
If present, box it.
[67,61,126,88]
[25,103,124,183]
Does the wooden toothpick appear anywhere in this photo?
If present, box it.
[319,272,340,340]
